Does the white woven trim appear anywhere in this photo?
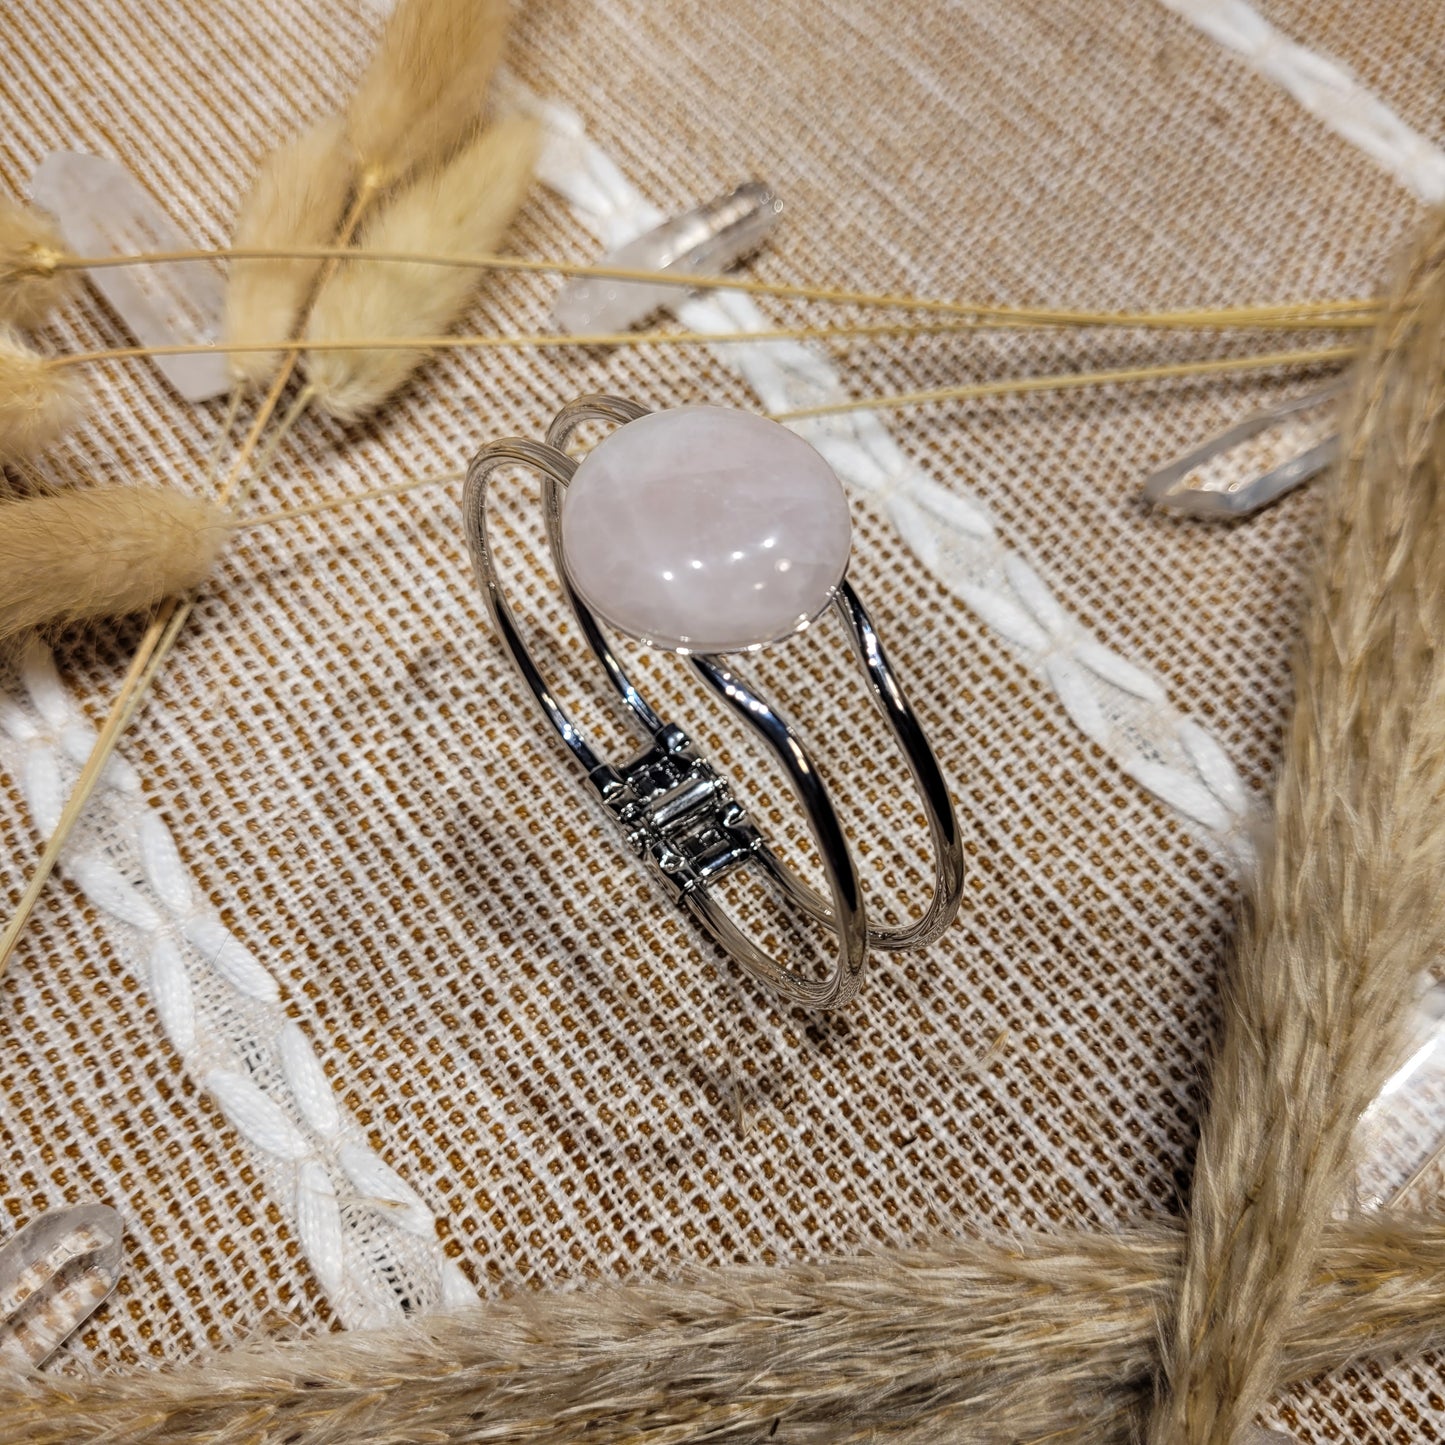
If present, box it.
[508,83,1257,858]
[1160,0,1445,203]
[0,641,475,1328]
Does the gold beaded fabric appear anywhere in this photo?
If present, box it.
[1,0,1443,1437]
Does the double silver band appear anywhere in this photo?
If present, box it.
[463,394,965,1008]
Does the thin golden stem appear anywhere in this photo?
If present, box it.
[1387,1137,1445,1206]
[206,386,245,481]
[0,610,170,970]
[115,596,194,737]
[242,469,468,529]
[46,314,1377,373]
[0,186,380,976]
[224,340,307,492]
[244,383,318,488]
[237,348,1356,532]
[51,244,1379,330]
[773,345,1358,421]
[45,320,1019,371]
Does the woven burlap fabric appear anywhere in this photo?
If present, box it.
[0,0,1441,1436]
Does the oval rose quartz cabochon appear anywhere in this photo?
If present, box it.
[559,406,853,653]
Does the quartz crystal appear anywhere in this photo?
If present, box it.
[561,406,852,653]
[0,1204,123,1368]
[32,152,229,402]
[552,183,782,334]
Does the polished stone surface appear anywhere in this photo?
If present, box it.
[560,406,853,653]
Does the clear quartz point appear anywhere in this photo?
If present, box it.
[552,181,782,334]
[32,152,230,402]
[1350,977,1445,1209]
[0,1204,123,1368]
[1141,383,1341,519]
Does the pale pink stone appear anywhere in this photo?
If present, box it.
[560,407,852,653]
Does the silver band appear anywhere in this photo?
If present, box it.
[462,395,965,1008]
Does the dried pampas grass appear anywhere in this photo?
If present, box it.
[2,1214,1444,1444]
[0,199,72,329]
[1148,214,1445,1440]
[305,115,537,421]
[223,115,358,390]
[347,0,510,189]
[0,330,83,459]
[0,487,231,641]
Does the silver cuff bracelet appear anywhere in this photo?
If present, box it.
[463,394,965,1008]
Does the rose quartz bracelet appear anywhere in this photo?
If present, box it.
[462,395,964,1009]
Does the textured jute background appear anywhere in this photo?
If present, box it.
[0,0,1441,1437]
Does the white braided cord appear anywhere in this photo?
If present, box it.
[0,641,475,1328]
[1160,0,1445,204]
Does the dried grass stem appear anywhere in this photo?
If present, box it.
[1,1217,1442,1444]
[1148,211,1445,1442]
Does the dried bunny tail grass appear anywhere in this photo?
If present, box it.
[2,1216,1444,1444]
[1148,211,1445,1442]
[347,0,510,189]
[0,487,232,641]
[224,115,358,390]
[0,198,73,328]
[0,329,83,459]
[304,114,538,421]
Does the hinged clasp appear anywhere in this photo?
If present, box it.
[590,724,766,901]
